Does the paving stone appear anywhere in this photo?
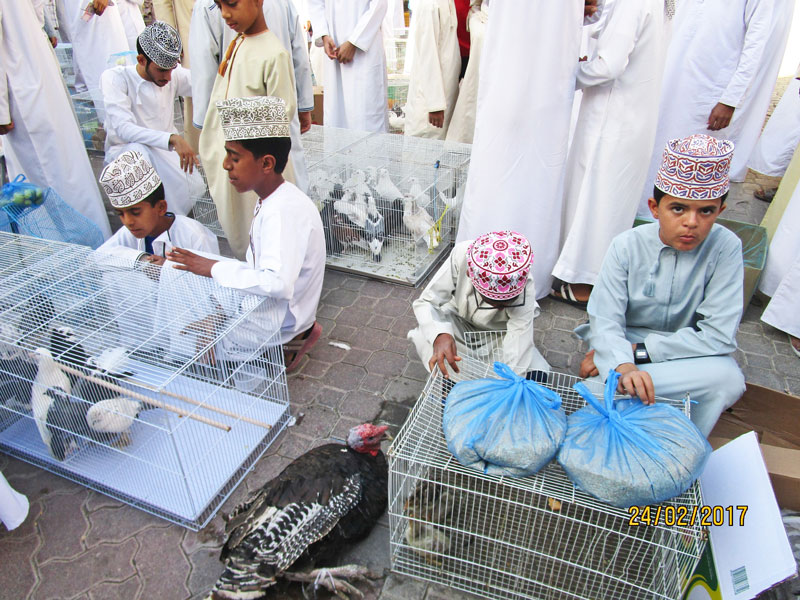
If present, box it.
[539,297,587,318]
[342,276,367,291]
[338,513,391,572]
[6,466,82,499]
[337,306,379,328]
[323,271,348,290]
[309,341,349,363]
[541,328,580,354]
[391,315,419,338]
[287,375,323,405]
[326,363,367,391]
[134,526,191,600]
[1,534,40,600]
[292,404,339,440]
[737,319,764,335]
[325,289,360,308]
[354,328,391,352]
[182,519,227,557]
[314,386,347,409]
[772,354,800,378]
[737,331,776,355]
[773,339,798,357]
[331,323,359,344]
[368,314,396,331]
[366,351,408,376]
[426,582,485,600]
[330,417,362,440]
[744,352,774,370]
[378,401,411,429]
[276,431,315,461]
[84,503,163,549]
[35,490,89,563]
[386,335,411,355]
[186,546,225,600]
[243,454,293,496]
[361,280,394,299]
[342,348,373,367]
[544,350,572,371]
[83,490,123,513]
[553,316,579,331]
[785,377,800,397]
[316,304,342,320]
[360,374,393,395]
[88,577,142,600]
[380,573,427,600]
[341,391,384,422]
[385,377,425,406]
[299,358,330,379]
[742,366,786,391]
[404,360,430,382]
[373,297,412,318]
[34,539,137,600]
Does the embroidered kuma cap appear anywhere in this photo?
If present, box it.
[216,96,291,141]
[137,21,182,69]
[654,134,734,200]
[466,231,532,301]
[99,150,162,209]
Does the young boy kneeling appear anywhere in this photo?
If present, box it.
[576,134,746,436]
[168,96,325,372]
[97,149,219,266]
[408,230,549,379]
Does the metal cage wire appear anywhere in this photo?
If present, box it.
[0,233,290,529]
[387,356,706,600]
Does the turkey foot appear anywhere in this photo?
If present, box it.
[285,564,376,599]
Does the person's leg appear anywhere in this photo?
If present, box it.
[639,356,745,437]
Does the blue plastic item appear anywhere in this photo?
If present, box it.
[443,362,567,477]
[558,370,712,508]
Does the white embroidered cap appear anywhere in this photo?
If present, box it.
[138,21,182,69]
[216,96,291,141]
[99,150,162,209]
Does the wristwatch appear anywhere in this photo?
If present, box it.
[633,343,651,364]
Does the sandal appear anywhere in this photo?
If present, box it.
[284,322,323,373]
[549,283,588,309]
[754,187,777,203]
[790,334,800,359]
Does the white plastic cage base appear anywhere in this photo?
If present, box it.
[387,357,705,600]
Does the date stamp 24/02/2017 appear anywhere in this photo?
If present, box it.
[628,505,748,527]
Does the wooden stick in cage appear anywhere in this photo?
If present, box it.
[56,363,232,432]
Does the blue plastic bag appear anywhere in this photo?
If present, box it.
[557,370,712,508]
[0,175,45,209]
[443,362,567,477]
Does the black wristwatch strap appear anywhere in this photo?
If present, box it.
[633,343,651,364]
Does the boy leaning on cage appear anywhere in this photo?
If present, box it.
[575,134,746,437]
[407,230,550,384]
[167,96,326,373]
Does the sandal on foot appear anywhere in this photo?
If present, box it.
[754,187,777,203]
[549,283,588,309]
[285,322,323,373]
[790,334,800,359]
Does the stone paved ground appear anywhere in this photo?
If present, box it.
[2,81,799,599]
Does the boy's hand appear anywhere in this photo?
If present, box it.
[615,363,655,405]
[167,248,217,278]
[0,121,14,135]
[428,111,444,128]
[429,333,461,379]
[169,134,200,173]
[337,41,357,64]
[584,0,598,17]
[92,0,108,15]
[322,35,338,60]
[579,349,599,378]
[299,111,312,133]
[707,102,734,131]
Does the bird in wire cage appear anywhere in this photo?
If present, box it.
[0,322,36,411]
[402,194,439,251]
[207,424,391,600]
[403,480,461,566]
[375,168,404,206]
[31,348,73,459]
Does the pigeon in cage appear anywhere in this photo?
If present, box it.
[376,168,404,205]
[343,169,368,192]
[403,480,460,566]
[208,424,390,600]
[407,177,429,209]
[85,397,147,448]
[402,194,439,250]
[0,323,36,411]
[42,387,118,460]
[31,348,72,459]
[388,105,406,131]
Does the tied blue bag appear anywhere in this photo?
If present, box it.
[0,175,45,209]
[557,370,712,508]
[443,362,567,477]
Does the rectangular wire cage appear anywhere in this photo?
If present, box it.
[189,163,225,239]
[54,42,75,89]
[308,130,471,285]
[385,27,408,76]
[0,233,291,529]
[387,75,410,134]
[387,356,706,600]
[302,124,374,170]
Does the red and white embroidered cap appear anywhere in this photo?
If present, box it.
[654,134,734,200]
[466,231,532,301]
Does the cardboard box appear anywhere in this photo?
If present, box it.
[709,383,800,511]
[311,85,323,125]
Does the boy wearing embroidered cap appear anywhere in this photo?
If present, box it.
[168,96,325,372]
[408,230,549,378]
[576,134,746,437]
[101,20,203,217]
[97,150,219,266]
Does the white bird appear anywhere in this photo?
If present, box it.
[376,168,403,203]
[402,194,439,250]
[365,166,379,189]
[407,177,430,210]
[86,398,144,447]
[388,105,406,132]
[86,346,133,378]
[334,191,368,229]
[31,348,71,457]
[344,169,366,190]
[438,189,461,212]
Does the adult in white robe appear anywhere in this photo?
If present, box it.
[552,0,664,289]
[455,0,589,299]
[639,0,774,213]
[404,0,460,139]
[64,0,129,121]
[760,179,800,352]
[749,67,800,178]
[0,471,28,531]
[117,0,146,51]
[308,0,389,132]
[445,0,488,144]
[101,64,202,216]
[0,0,111,238]
[189,0,312,192]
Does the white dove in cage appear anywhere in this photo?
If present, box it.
[344,169,367,190]
[0,322,35,411]
[376,168,404,203]
[365,166,379,189]
[403,194,439,250]
[31,348,72,459]
[334,190,368,229]
[407,177,430,210]
[86,397,145,448]
[308,170,334,211]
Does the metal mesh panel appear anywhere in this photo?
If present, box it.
[308,130,471,285]
[190,163,224,238]
[55,43,75,88]
[388,357,705,600]
[0,233,290,530]
[302,124,374,169]
[388,76,409,134]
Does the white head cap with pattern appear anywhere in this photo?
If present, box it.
[216,96,291,141]
[138,21,182,69]
[99,150,162,209]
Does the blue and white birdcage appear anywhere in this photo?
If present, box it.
[0,233,291,529]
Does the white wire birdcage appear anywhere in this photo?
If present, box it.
[308,130,471,285]
[387,75,409,134]
[54,42,75,89]
[388,356,706,600]
[385,28,409,76]
[0,232,291,530]
[189,162,225,238]
[301,124,374,169]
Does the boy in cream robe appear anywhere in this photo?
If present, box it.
[198,0,298,259]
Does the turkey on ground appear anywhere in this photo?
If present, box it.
[208,423,390,600]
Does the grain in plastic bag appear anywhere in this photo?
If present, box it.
[558,370,711,508]
[443,362,566,477]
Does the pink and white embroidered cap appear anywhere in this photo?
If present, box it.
[466,231,532,301]
[654,134,734,200]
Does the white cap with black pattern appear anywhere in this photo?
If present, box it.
[137,21,182,69]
